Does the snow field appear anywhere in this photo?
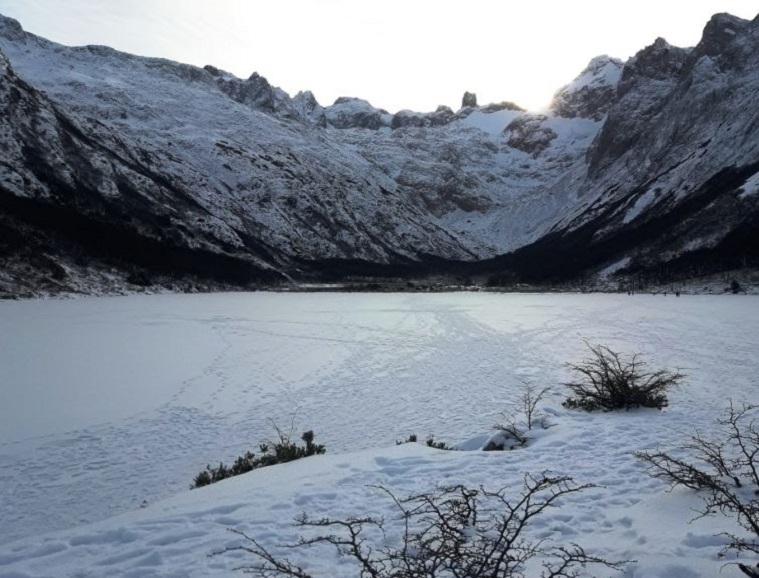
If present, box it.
[0,292,757,577]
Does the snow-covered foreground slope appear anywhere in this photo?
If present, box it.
[1,293,758,576]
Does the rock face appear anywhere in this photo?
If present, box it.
[462,91,478,108]
[216,71,291,114]
[292,90,326,126]
[0,11,758,294]
[391,106,456,129]
[504,115,557,156]
[698,12,750,57]
[325,97,391,129]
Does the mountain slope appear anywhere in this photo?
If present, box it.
[483,13,759,286]
[0,44,288,293]
[0,12,757,294]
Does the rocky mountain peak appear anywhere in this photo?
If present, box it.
[698,13,750,56]
[294,89,317,105]
[461,91,477,108]
[213,69,291,115]
[689,12,756,74]
[292,90,326,126]
[391,105,458,129]
[481,101,524,113]
[0,14,24,41]
[630,37,689,77]
[202,64,224,76]
[325,97,390,129]
[550,55,622,120]
[616,37,690,99]
[584,55,624,79]
[587,39,691,175]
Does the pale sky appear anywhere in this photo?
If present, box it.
[0,0,756,112]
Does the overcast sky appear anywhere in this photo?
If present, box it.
[0,0,756,112]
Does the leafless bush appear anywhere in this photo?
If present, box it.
[212,473,626,577]
[489,384,552,450]
[518,383,553,430]
[636,401,759,576]
[489,414,529,449]
[563,343,684,411]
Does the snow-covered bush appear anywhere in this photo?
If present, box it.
[562,343,684,411]
[395,434,452,450]
[636,401,759,577]
[396,433,418,445]
[214,473,625,577]
[425,435,452,450]
[192,430,325,489]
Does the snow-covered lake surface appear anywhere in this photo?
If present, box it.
[1,292,757,577]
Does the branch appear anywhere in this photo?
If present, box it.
[210,528,314,578]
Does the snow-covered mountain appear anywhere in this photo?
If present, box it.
[481,13,759,287]
[0,12,757,294]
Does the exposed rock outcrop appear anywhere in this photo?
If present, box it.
[551,56,622,120]
[325,97,390,129]
[504,115,557,157]
[461,91,477,108]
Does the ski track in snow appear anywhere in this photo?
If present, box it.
[0,292,757,577]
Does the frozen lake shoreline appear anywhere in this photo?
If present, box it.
[1,292,757,550]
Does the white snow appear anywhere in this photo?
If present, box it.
[598,257,631,277]
[1,292,758,577]
[543,114,601,145]
[739,171,759,198]
[623,188,658,223]
[455,108,522,135]
[325,97,392,128]
[559,55,623,96]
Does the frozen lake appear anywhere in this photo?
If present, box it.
[1,291,757,546]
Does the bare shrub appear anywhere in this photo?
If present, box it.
[563,343,684,411]
[213,473,626,577]
[490,384,552,450]
[636,401,759,576]
[518,383,553,430]
[489,415,529,450]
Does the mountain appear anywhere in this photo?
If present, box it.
[0,12,757,295]
[483,13,759,287]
